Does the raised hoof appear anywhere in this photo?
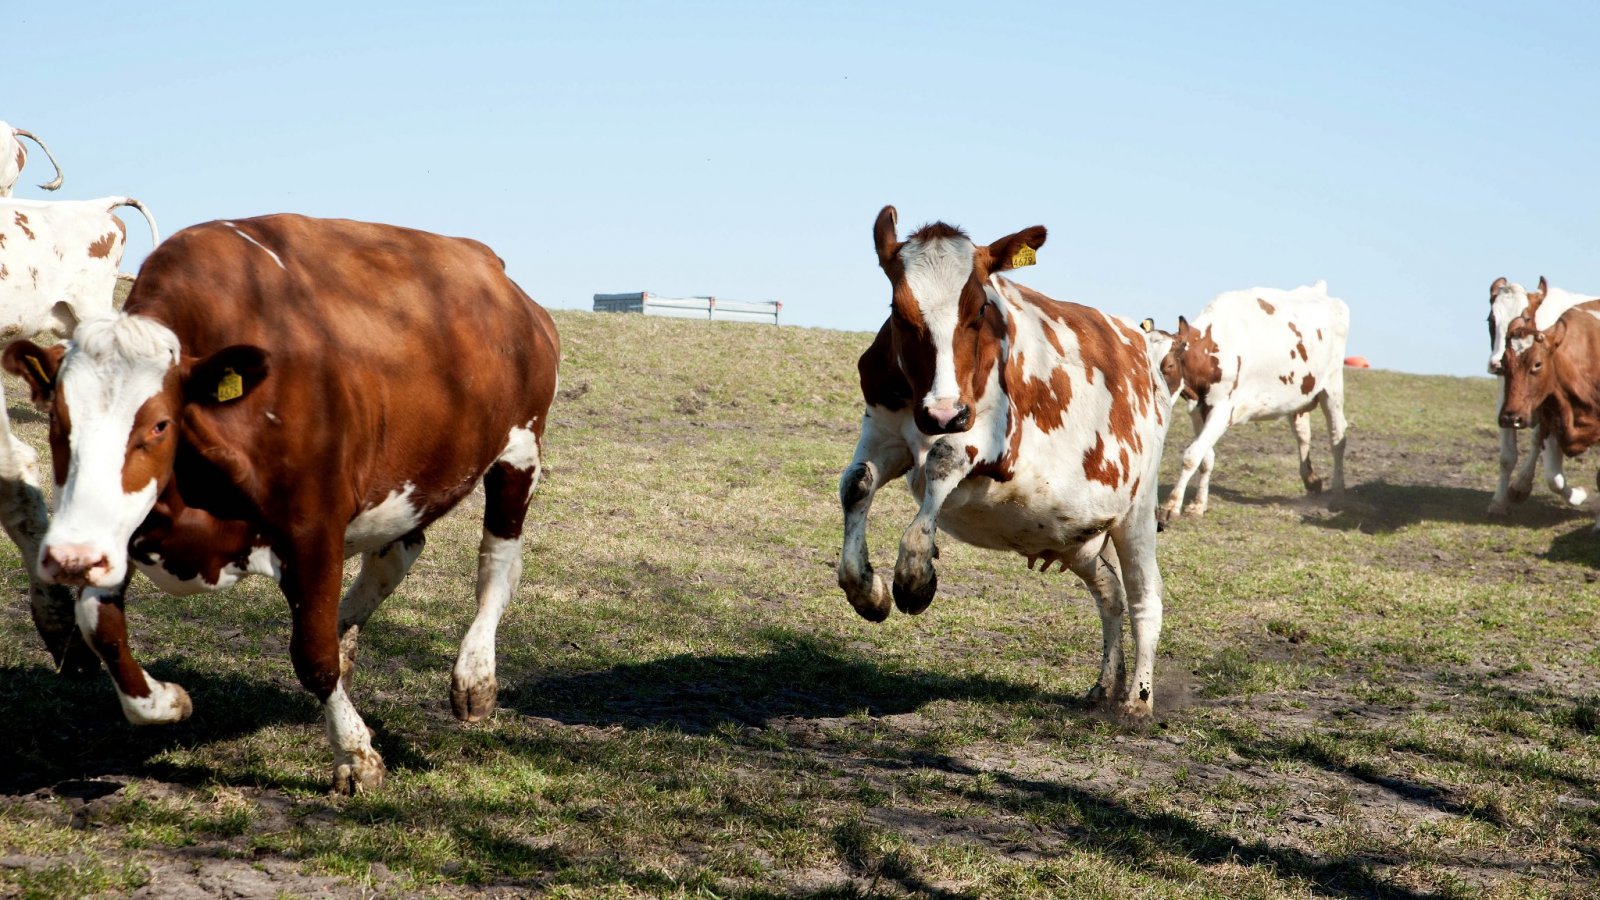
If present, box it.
[451,676,499,723]
[842,567,892,623]
[123,681,194,726]
[332,750,387,795]
[892,560,937,615]
[1304,476,1324,496]
[1114,699,1155,729]
[1507,485,1532,504]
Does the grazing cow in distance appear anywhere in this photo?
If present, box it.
[1498,294,1600,530]
[0,195,158,673]
[838,206,1169,723]
[1485,276,1596,516]
[3,214,560,793]
[1156,281,1350,525]
[0,122,64,197]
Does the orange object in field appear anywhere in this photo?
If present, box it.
[1344,356,1370,369]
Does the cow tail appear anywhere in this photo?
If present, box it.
[10,128,64,191]
[111,197,160,247]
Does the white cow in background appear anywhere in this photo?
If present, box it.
[1156,281,1350,524]
[1485,276,1596,516]
[0,194,157,673]
[0,122,64,197]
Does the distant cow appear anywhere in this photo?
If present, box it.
[1498,294,1600,530]
[3,214,560,793]
[1156,282,1350,524]
[1485,277,1596,515]
[0,122,64,197]
[838,207,1169,723]
[0,195,157,672]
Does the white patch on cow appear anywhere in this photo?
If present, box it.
[222,221,286,270]
[137,544,283,596]
[498,423,539,471]
[0,197,135,344]
[1508,335,1534,355]
[44,315,180,587]
[900,235,976,412]
[452,532,522,715]
[344,483,422,556]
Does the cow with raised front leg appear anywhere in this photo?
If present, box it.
[837,206,1170,723]
[1155,282,1350,525]
[1484,276,1596,516]
[2,214,559,793]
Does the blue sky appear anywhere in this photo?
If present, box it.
[8,1,1596,375]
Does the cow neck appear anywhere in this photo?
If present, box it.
[1548,323,1600,453]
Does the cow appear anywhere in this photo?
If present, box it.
[837,206,1169,723]
[0,122,64,197]
[1155,281,1349,525]
[1485,277,1596,515]
[1498,293,1600,530]
[0,195,158,673]
[2,214,560,793]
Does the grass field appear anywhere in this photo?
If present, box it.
[2,307,1598,898]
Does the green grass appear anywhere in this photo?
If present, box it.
[2,308,1599,897]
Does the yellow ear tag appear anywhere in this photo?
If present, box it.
[1010,245,1037,268]
[24,355,51,386]
[215,368,244,402]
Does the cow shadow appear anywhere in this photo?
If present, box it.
[0,657,322,795]
[505,632,1076,733]
[1543,521,1600,569]
[1202,481,1585,534]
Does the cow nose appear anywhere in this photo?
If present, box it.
[1488,360,1503,376]
[41,544,110,586]
[1498,412,1524,430]
[926,401,969,431]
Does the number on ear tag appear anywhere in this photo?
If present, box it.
[216,368,244,402]
[1011,245,1037,268]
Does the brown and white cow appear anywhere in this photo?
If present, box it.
[0,195,158,673]
[1498,294,1600,530]
[838,207,1169,722]
[1486,277,1597,515]
[0,122,64,197]
[1155,282,1350,525]
[3,214,560,793]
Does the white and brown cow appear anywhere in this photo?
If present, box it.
[3,214,560,793]
[0,122,64,197]
[838,207,1169,722]
[1485,277,1596,515]
[1498,293,1600,530]
[0,195,158,673]
[1156,282,1349,524]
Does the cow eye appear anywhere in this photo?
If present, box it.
[150,419,171,438]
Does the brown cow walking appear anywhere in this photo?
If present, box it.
[4,214,560,793]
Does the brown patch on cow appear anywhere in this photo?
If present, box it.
[857,321,912,411]
[1082,433,1121,487]
[1256,298,1275,315]
[1278,374,1292,385]
[13,212,34,240]
[1301,374,1317,395]
[13,146,23,173]
[0,263,7,281]
[87,231,119,259]
[1286,322,1309,361]
[93,601,153,698]
[906,222,970,243]
[0,233,6,249]
[965,445,978,462]
[29,266,39,287]
[1316,328,1323,341]
[483,460,536,540]
[1175,321,1224,405]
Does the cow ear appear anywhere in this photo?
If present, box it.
[1538,276,1549,296]
[1546,318,1566,348]
[1526,282,1547,319]
[1176,315,1193,337]
[182,345,270,406]
[1490,276,1507,297]
[987,226,1047,272]
[2,341,66,408]
[873,205,901,268]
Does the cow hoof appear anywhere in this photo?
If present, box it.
[123,680,194,725]
[1485,500,1509,517]
[1155,505,1176,527]
[332,750,387,795]
[1507,485,1532,504]
[892,559,937,615]
[451,676,499,723]
[1115,699,1154,729]
[844,571,893,623]
[1181,502,1207,519]
[1304,477,1324,496]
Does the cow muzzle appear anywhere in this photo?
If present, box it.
[1498,411,1529,430]
[40,543,114,587]
[1487,359,1504,376]
[922,401,971,434]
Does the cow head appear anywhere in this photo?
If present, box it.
[1164,315,1223,404]
[3,315,269,587]
[1487,276,1547,375]
[1497,311,1561,430]
[1140,318,1182,399]
[872,205,1045,435]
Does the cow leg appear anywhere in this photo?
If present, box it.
[75,586,192,724]
[0,404,96,674]
[1508,423,1540,504]
[285,538,384,794]
[1160,404,1232,524]
[1185,408,1217,516]
[1065,538,1126,707]
[338,531,426,693]
[1108,511,1163,726]
[838,414,912,622]
[893,438,971,615]
[452,449,541,723]
[1542,436,1587,507]
[1291,412,1322,494]
[1489,427,1520,514]
[1320,375,1349,506]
